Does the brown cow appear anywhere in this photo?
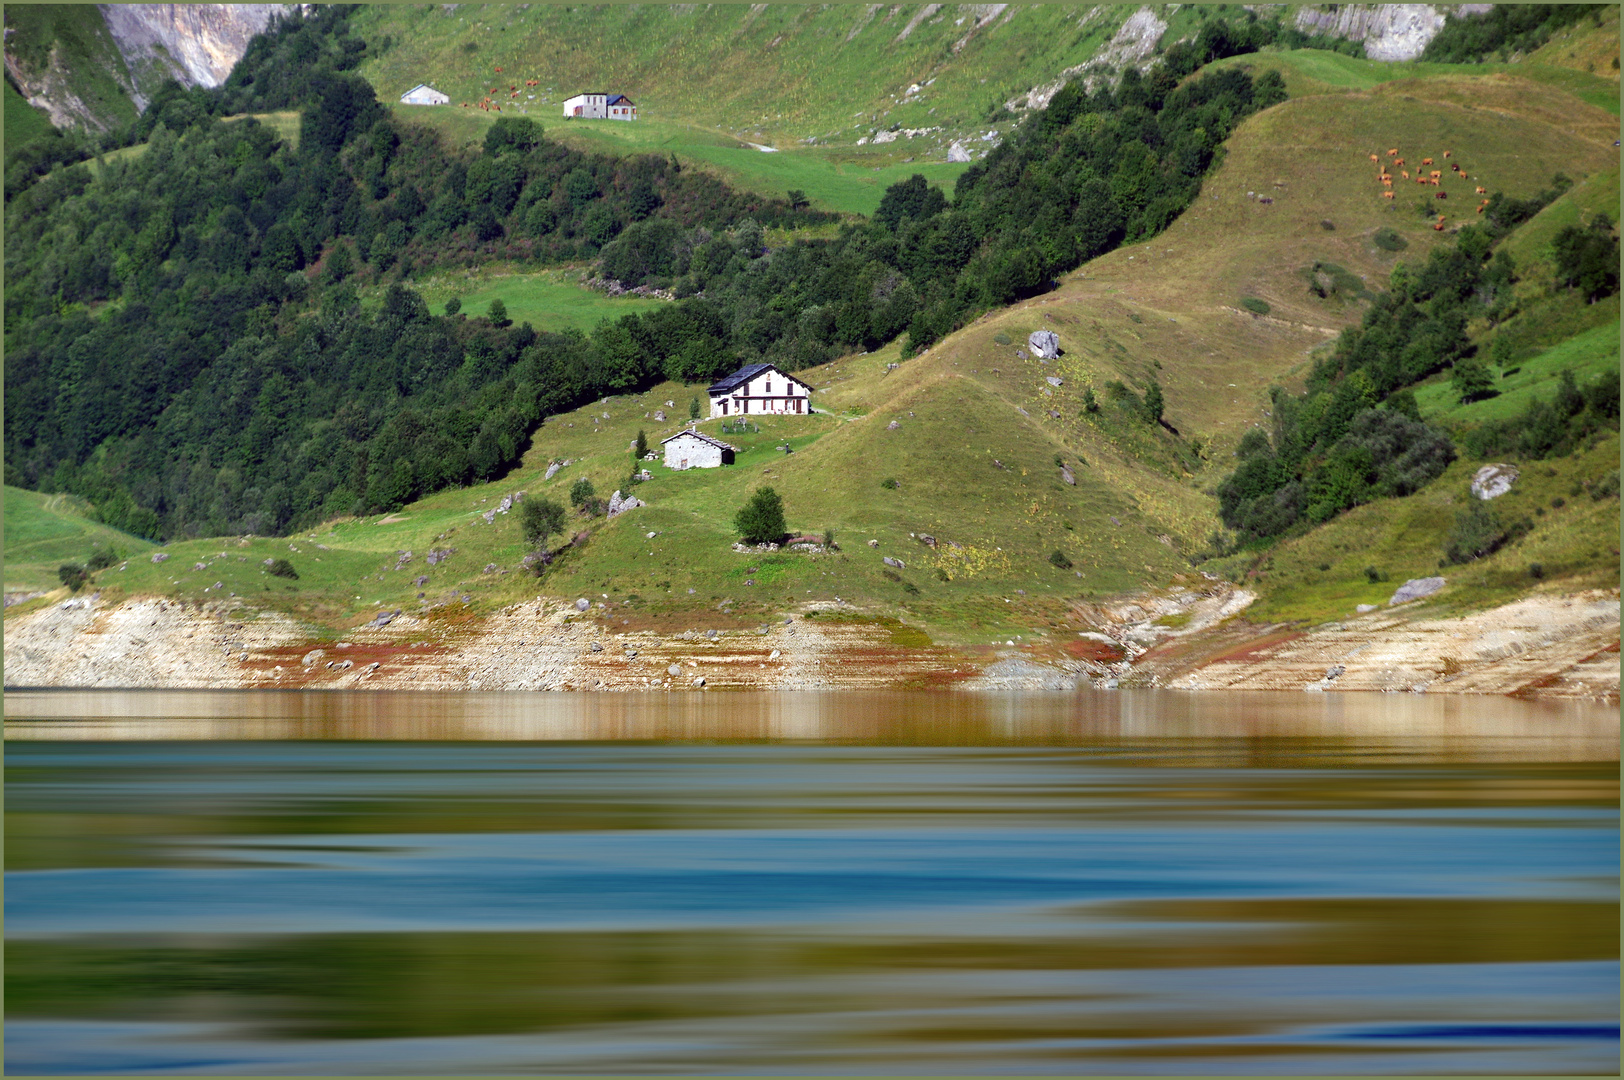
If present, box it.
[1422,157,1434,166]
[1442,150,1451,158]
[1436,191,1448,199]
[495,67,503,72]
[1476,186,1487,194]
[1395,159,1404,167]
[1402,170,1410,179]
[1477,206,1485,213]
[1382,178,1393,187]
[1370,153,1380,162]
[1388,148,1399,156]
[1435,222,1446,230]
[1430,170,1442,178]
[1383,190,1396,199]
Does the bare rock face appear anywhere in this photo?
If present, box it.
[99,5,286,99]
[947,141,972,163]
[1471,463,1519,500]
[1291,4,1469,62]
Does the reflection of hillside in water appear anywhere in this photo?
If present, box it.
[6,689,1618,760]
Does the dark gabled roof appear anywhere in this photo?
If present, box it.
[706,363,815,396]
[659,429,737,451]
[606,94,635,106]
[708,364,774,395]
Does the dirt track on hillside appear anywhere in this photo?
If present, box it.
[5,585,1616,703]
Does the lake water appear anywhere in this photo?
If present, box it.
[5,690,1618,1074]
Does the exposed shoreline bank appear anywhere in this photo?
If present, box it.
[5,587,1617,703]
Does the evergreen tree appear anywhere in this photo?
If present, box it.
[735,486,786,544]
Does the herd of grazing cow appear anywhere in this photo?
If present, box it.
[459,68,543,112]
[1372,146,1492,225]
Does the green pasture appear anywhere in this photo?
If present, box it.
[1415,320,1620,424]
[368,267,669,334]
[355,4,1126,147]
[3,487,156,594]
[1215,48,1622,115]
[387,104,967,217]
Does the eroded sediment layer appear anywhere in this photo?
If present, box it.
[6,586,1616,701]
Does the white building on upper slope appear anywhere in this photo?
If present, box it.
[400,84,450,106]
[562,92,637,120]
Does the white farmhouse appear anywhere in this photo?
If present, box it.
[662,430,736,470]
[400,84,450,106]
[707,363,814,418]
[561,92,637,120]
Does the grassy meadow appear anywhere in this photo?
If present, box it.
[3,488,157,594]
[1414,320,1621,425]
[362,265,670,334]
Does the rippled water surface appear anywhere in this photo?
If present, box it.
[5,690,1618,1074]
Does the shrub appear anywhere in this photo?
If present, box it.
[1592,470,1620,501]
[1049,550,1074,569]
[1372,227,1407,252]
[1444,497,1528,565]
[993,332,1011,345]
[901,580,920,595]
[568,477,596,509]
[1363,565,1386,584]
[267,558,299,579]
[1082,388,1100,414]
[689,397,701,420]
[85,547,118,572]
[822,528,836,548]
[487,298,511,328]
[934,567,951,582]
[881,568,902,582]
[1528,562,1545,580]
[1143,378,1165,424]
[1450,357,1495,403]
[1551,496,1565,509]
[634,429,648,459]
[520,497,567,550]
[1240,297,1270,315]
[1317,562,1331,571]
[880,477,899,490]
[58,564,87,592]
[735,486,786,544]
[444,297,461,316]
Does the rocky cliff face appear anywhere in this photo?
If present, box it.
[98,4,286,106]
[5,4,286,132]
[1293,4,1493,63]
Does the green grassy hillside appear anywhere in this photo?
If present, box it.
[4,78,55,148]
[13,43,1616,641]
[3,487,156,594]
[354,5,1125,147]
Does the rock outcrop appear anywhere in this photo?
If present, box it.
[6,5,286,131]
[1292,4,1486,62]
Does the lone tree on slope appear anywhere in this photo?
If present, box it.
[735,486,786,545]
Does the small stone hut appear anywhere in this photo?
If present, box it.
[661,429,736,470]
